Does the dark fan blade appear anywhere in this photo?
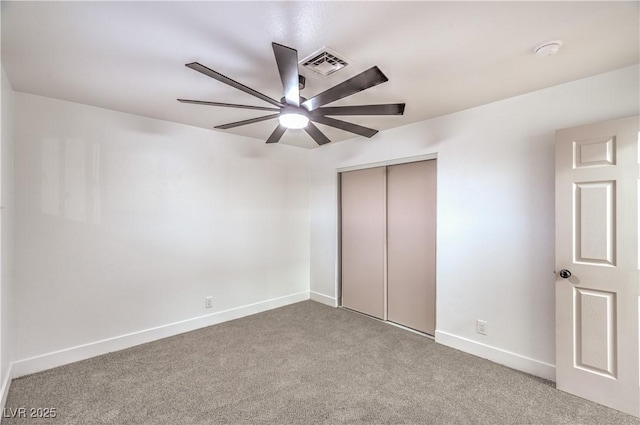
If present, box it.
[266,124,287,144]
[312,103,405,116]
[177,99,280,112]
[186,62,283,108]
[272,43,300,107]
[215,114,279,130]
[310,116,378,138]
[304,122,331,145]
[301,67,388,111]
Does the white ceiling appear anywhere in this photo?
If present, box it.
[2,1,638,149]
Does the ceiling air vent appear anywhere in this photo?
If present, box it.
[300,47,349,76]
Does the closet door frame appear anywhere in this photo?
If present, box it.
[337,153,438,328]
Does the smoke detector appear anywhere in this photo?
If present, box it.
[300,46,349,76]
[534,40,562,57]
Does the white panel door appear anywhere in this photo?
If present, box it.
[555,116,639,417]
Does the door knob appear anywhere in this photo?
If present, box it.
[559,269,572,279]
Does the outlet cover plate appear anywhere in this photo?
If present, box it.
[476,320,488,335]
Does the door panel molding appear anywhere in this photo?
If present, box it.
[573,136,616,168]
[573,180,616,266]
[573,287,617,378]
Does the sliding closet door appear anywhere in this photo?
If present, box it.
[340,167,386,319]
[387,160,437,334]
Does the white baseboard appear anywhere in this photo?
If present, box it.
[0,363,12,412]
[435,330,556,381]
[309,291,337,307]
[12,291,310,379]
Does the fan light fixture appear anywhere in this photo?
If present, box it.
[279,112,309,129]
[178,42,406,146]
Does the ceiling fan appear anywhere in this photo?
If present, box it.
[178,42,405,146]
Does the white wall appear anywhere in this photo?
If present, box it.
[12,93,310,372]
[1,67,15,404]
[309,65,640,379]
[7,65,639,381]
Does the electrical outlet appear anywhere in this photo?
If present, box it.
[476,319,488,335]
[205,296,213,309]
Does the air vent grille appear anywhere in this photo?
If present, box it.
[300,47,349,76]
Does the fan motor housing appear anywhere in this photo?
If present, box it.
[280,96,308,106]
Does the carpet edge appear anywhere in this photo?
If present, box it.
[435,330,556,381]
[11,291,310,379]
[0,362,12,412]
[310,291,338,307]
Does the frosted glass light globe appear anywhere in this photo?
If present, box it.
[279,112,309,129]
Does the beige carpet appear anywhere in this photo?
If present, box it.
[3,301,639,424]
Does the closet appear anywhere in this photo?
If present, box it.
[340,159,436,335]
